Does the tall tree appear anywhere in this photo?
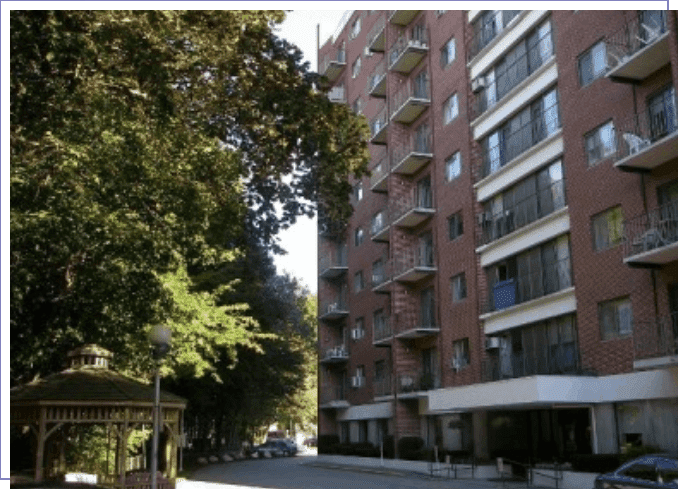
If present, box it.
[10,10,369,383]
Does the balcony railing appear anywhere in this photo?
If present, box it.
[370,210,390,242]
[478,178,566,246]
[388,10,420,26]
[373,316,393,343]
[481,343,580,382]
[367,16,386,52]
[321,345,349,364]
[368,59,387,98]
[328,85,346,104]
[320,381,349,405]
[371,258,392,293]
[393,245,436,282]
[370,153,389,192]
[319,292,349,321]
[484,255,572,313]
[612,104,678,173]
[605,11,669,83]
[388,27,429,74]
[394,313,438,339]
[397,371,440,394]
[633,312,678,362]
[320,48,347,83]
[623,200,678,267]
[391,77,430,124]
[479,93,560,180]
[468,11,522,61]
[319,246,348,278]
[471,25,554,119]
[370,106,389,144]
[373,376,392,397]
[391,187,434,228]
[391,129,433,175]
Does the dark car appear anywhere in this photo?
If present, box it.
[595,454,678,488]
[255,440,294,457]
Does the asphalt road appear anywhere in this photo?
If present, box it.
[181,454,543,489]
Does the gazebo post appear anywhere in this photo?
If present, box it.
[118,409,130,489]
[35,407,46,482]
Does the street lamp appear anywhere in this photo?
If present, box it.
[149,325,171,489]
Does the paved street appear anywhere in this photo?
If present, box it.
[181,454,544,489]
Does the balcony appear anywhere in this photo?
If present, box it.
[370,154,389,193]
[633,313,678,370]
[388,10,420,26]
[390,130,432,175]
[370,106,389,145]
[367,17,386,52]
[613,106,678,173]
[370,210,390,242]
[484,255,572,313]
[371,260,393,294]
[319,297,349,322]
[373,316,393,346]
[393,246,436,283]
[391,188,434,229]
[605,11,669,83]
[367,59,387,98]
[373,376,392,398]
[481,343,581,382]
[394,315,439,340]
[390,77,430,124]
[623,201,678,268]
[327,85,346,104]
[319,48,346,84]
[397,371,440,398]
[320,381,350,409]
[319,246,348,279]
[320,345,349,365]
[388,28,429,74]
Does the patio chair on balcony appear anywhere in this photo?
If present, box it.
[623,132,651,155]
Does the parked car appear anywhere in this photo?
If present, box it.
[279,438,298,455]
[594,454,678,488]
[304,436,317,447]
[254,440,293,457]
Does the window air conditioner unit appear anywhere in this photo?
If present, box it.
[351,376,363,388]
[485,337,501,350]
[471,76,486,93]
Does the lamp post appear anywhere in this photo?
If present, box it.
[149,325,171,489]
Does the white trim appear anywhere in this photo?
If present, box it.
[337,402,392,421]
[427,367,678,412]
[481,287,577,335]
[468,10,482,23]
[477,207,570,267]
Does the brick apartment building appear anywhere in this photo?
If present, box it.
[317,10,678,461]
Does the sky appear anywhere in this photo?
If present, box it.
[272,10,350,295]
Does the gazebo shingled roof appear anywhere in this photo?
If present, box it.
[11,344,186,487]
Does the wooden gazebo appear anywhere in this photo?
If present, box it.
[11,344,186,487]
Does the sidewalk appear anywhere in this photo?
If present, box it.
[304,454,589,489]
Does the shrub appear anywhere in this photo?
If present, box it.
[620,444,664,463]
[318,434,340,455]
[352,442,379,457]
[335,442,354,456]
[383,435,395,459]
[571,454,621,473]
[398,436,425,460]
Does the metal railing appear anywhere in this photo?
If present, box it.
[479,92,560,180]
[634,312,678,360]
[370,106,389,138]
[391,76,430,117]
[393,244,435,277]
[373,376,392,397]
[373,315,392,342]
[391,127,432,168]
[322,344,349,362]
[468,11,521,61]
[477,178,566,246]
[388,26,429,68]
[368,59,387,94]
[471,24,553,119]
[481,343,580,382]
[605,11,667,72]
[320,381,349,404]
[367,16,385,48]
[370,153,389,188]
[623,200,678,259]
[613,104,678,163]
[390,186,434,224]
[397,371,440,393]
[371,259,392,289]
[319,245,348,272]
[319,48,346,75]
[370,210,389,237]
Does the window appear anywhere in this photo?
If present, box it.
[452,338,470,370]
[448,211,464,240]
[356,365,365,379]
[648,85,677,141]
[436,10,447,16]
[354,227,364,247]
[599,296,633,340]
[440,37,456,68]
[354,317,365,340]
[354,182,363,202]
[352,56,362,78]
[371,210,386,236]
[579,41,607,86]
[372,259,385,286]
[451,273,467,302]
[358,420,368,442]
[445,152,462,182]
[592,206,624,251]
[352,97,363,115]
[585,120,616,166]
[354,271,364,293]
[420,287,435,327]
[473,11,521,53]
[350,16,362,40]
[443,93,459,124]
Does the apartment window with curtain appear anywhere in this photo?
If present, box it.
[599,296,633,340]
[354,270,364,293]
[350,16,362,40]
[451,273,467,302]
[354,181,363,202]
[445,152,462,182]
[443,93,459,125]
[440,37,456,68]
[354,227,364,247]
[585,120,616,166]
[452,338,470,370]
[352,56,362,78]
[592,206,624,251]
[448,211,464,241]
[578,40,607,86]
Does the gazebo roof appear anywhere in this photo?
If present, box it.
[11,344,186,407]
